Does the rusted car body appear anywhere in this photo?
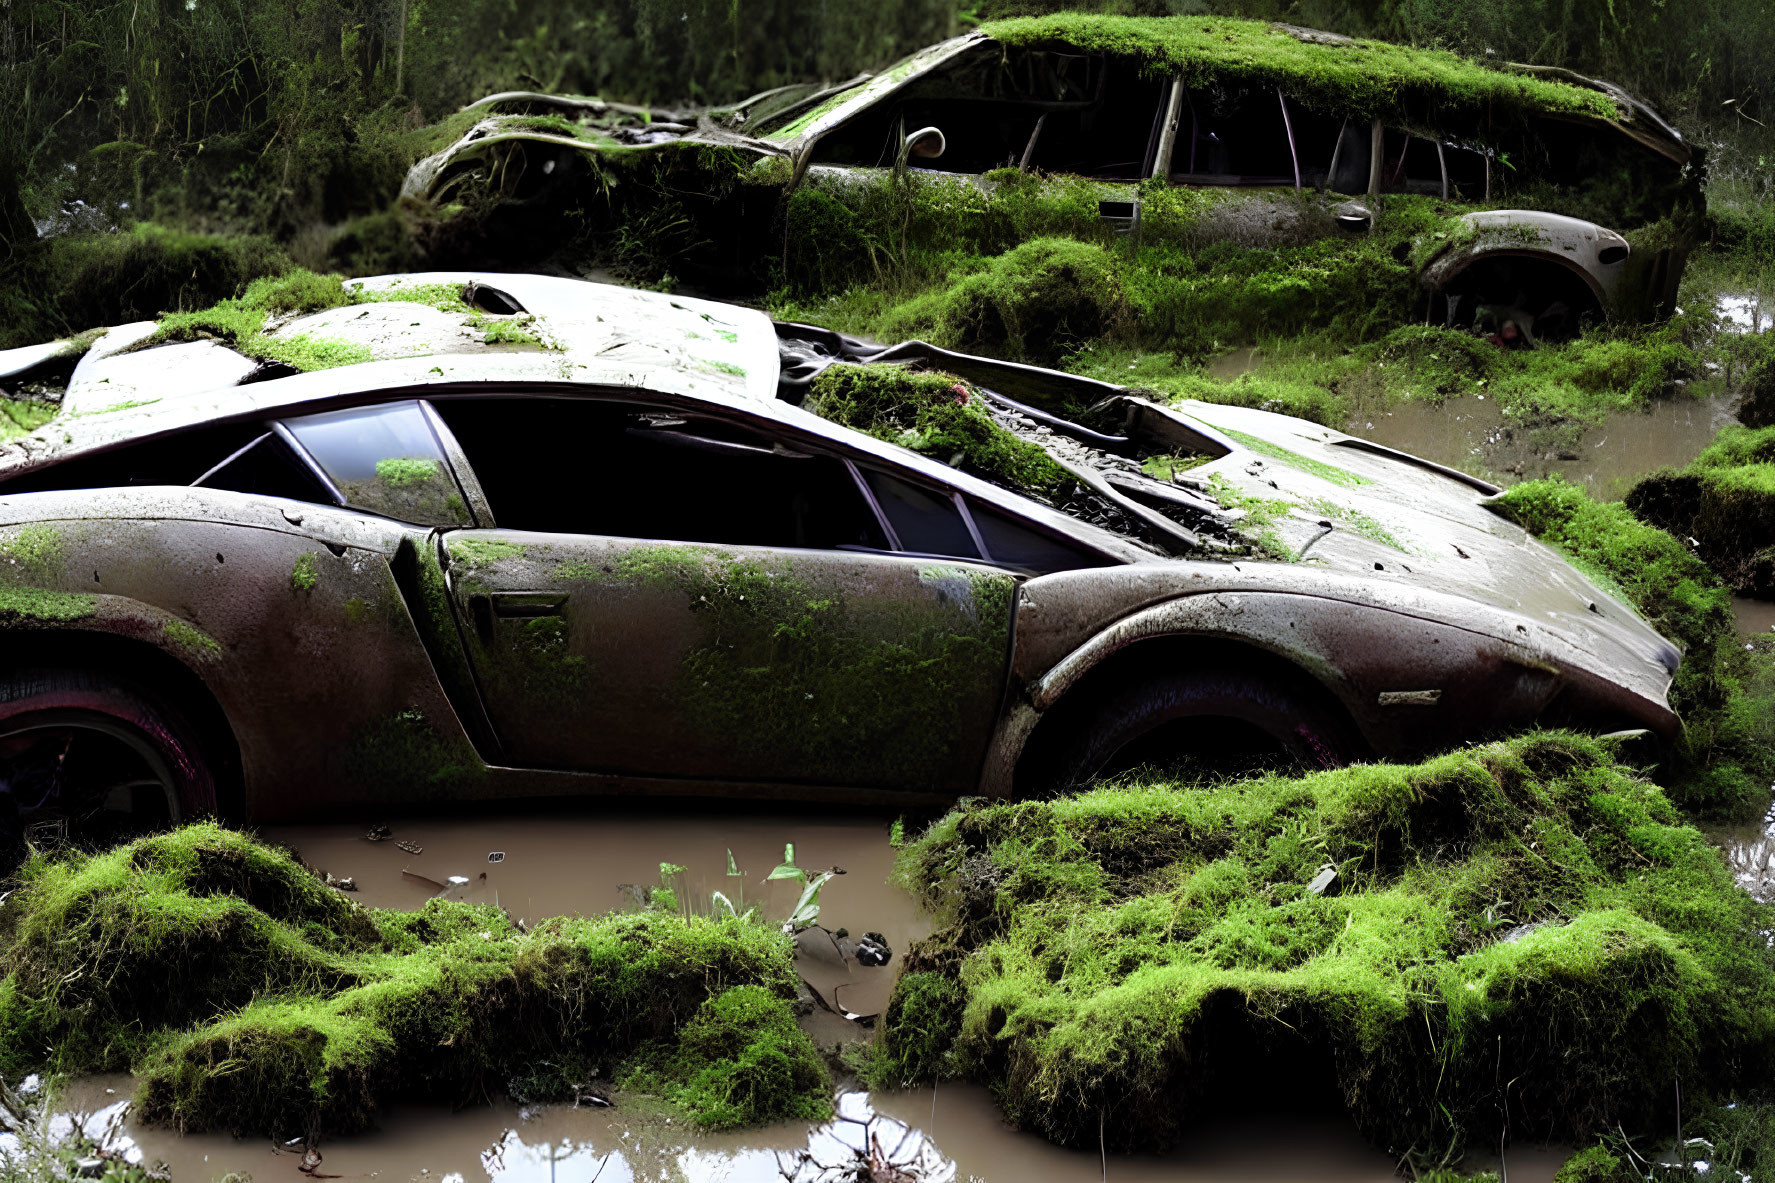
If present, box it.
[407,17,1700,332]
[0,274,1679,830]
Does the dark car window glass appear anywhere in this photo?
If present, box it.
[281,401,470,527]
[969,498,1106,574]
[431,397,887,551]
[1175,87,1297,184]
[194,432,337,504]
[864,471,979,560]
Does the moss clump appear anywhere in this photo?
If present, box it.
[448,537,526,567]
[1551,1146,1634,1182]
[0,524,94,622]
[1626,425,1775,598]
[0,824,815,1138]
[880,732,1775,1157]
[980,15,1618,126]
[806,363,1073,497]
[291,552,320,593]
[0,399,56,442]
[1491,478,1775,816]
[882,237,1128,367]
[162,619,222,659]
[619,984,832,1130]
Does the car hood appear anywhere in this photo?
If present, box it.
[1127,397,1680,703]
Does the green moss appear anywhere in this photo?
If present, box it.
[881,732,1775,1156]
[449,538,526,567]
[1492,479,1775,815]
[374,458,441,489]
[0,824,812,1137]
[1626,425,1775,597]
[469,311,550,347]
[1214,425,1367,488]
[162,619,222,659]
[1307,497,1407,552]
[0,399,56,442]
[0,524,67,577]
[806,363,1073,498]
[618,984,831,1130]
[1551,1145,1635,1182]
[291,553,320,593]
[341,709,484,800]
[980,15,1618,124]
[0,587,96,622]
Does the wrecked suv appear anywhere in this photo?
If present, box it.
[0,273,1681,837]
[409,15,1700,336]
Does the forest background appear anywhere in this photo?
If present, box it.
[0,0,1771,349]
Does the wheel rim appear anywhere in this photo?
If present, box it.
[0,711,181,844]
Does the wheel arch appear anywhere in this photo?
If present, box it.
[1,631,245,822]
[1010,631,1368,797]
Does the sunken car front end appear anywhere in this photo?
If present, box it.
[1012,392,1683,758]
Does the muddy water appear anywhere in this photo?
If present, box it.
[1735,596,1775,636]
[51,1075,1578,1183]
[27,807,1580,1183]
[1347,392,1740,496]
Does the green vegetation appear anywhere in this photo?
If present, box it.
[162,619,223,660]
[1493,479,1775,815]
[0,400,55,442]
[0,524,94,623]
[0,825,818,1136]
[449,538,527,568]
[875,731,1775,1157]
[618,984,831,1129]
[290,553,320,593]
[1626,425,1775,597]
[981,15,1618,124]
[806,364,1074,496]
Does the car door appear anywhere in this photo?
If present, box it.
[426,393,1017,793]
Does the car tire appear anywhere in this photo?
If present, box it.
[1030,659,1362,794]
[0,667,218,847]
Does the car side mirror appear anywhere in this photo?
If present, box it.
[904,126,946,161]
[1334,201,1373,233]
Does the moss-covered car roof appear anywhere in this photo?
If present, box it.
[753,15,1668,150]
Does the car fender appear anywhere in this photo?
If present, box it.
[980,581,1674,797]
[0,492,485,820]
[1418,209,1630,312]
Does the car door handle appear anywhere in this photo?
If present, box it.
[466,592,567,644]
[485,592,568,619]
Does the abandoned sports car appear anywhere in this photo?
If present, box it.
[407,15,1701,335]
[0,273,1681,838]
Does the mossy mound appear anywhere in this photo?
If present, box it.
[0,824,821,1138]
[876,733,1775,1156]
[1626,425,1775,598]
[1493,478,1775,815]
[618,984,831,1130]
[805,363,1074,496]
[883,237,1129,367]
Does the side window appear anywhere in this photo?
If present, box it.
[431,396,888,551]
[968,498,1106,575]
[862,470,980,561]
[281,401,472,527]
[193,432,337,504]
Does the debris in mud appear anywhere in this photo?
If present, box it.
[488,851,506,863]
[0,825,825,1137]
[854,933,891,967]
[365,825,392,842]
[322,873,357,892]
[395,838,424,854]
[874,731,1775,1156]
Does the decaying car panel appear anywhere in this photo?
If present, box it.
[405,17,1700,329]
[441,530,1014,791]
[0,274,1684,830]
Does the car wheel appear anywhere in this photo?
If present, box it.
[1031,661,1362,793]
[0,668,217,854]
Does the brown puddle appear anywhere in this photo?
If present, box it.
[1347,393,1739,497]
[1734,596,1775,637]
[45,1075,1583,1183]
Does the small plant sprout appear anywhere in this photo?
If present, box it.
[651,861,688,914]
[765,843,837,933]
